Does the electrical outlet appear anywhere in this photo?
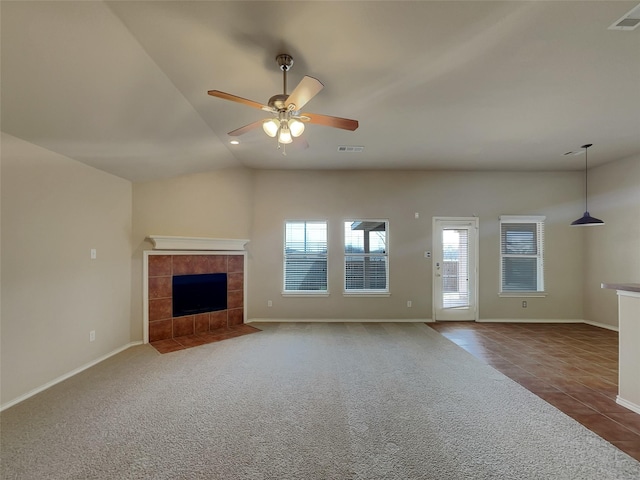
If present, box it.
[425,251,431,258]
[522,301,527,308]
[414,212,419,219]
[89,330,96,342]
[90,249,97,260]
[407,300,412,308]
[267,300,273,307]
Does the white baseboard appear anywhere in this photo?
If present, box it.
[616,396,640,415]
[478,318,584,324]
[248,318,432,323]
[476,318,619,332]
[583,320,619,332]
[0,341,143,412]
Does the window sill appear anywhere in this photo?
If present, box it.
[343,291,391,298]
[282,292,330,298]
[499,292,547,298]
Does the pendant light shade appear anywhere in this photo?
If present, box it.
[571,212,604,226]
[571,143,604,226]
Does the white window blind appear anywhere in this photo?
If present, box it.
[344,220,388,293]
[500,216,545,293]
[284,221,328,292]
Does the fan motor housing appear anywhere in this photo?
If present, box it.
[268,94,289,111]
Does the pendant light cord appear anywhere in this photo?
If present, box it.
[584,146,588,212]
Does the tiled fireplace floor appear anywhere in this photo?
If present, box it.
[151,324,260,354]
[428,322,640,461]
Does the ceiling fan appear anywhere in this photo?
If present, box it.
[208,54,358,152]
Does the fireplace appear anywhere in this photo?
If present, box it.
[172,273,227,317]
[146,252,245,342]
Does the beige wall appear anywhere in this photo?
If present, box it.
[3,136,635,407]
[1,133,132,406]
[584,154,640,328]
[131,168,254,340]
[248,169,584,321]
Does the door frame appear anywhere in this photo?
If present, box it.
[432,217,479,321]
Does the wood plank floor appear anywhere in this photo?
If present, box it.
[428,322,640,462]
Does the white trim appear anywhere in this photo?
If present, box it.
[477,318,584,324]
[143,251,149,344]
[281,293,330,297]
[283,220,329,294]
[583,320,619,332]
[146,236,249,251]
[247,318,431,323]
[499,215,546,223]
[617,290,640,299]
[0,341,143,412]
[343,218,390,295]
[498,292,548,298]
[432,217,479,321]
[616,396,640,415]
[343,292,391,298]
[499,216,545,294]
[464,318,618,331]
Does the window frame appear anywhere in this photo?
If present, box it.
[282,220,329,296]
[499,215,546,297]
[343,219,390,297]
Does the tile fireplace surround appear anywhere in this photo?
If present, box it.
[144,242,247,343]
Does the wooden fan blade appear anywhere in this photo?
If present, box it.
[301,112,359,131]
[208,90,267,110]
[228,120,264,136]
[285,76,324,111]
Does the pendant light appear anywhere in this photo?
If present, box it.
[571,143,604,226]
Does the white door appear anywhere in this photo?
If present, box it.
[432,217,478,321]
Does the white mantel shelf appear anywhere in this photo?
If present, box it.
[146,236,249,251]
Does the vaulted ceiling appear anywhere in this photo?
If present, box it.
[2,1,639,182]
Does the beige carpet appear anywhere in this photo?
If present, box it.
[2,322,639,479]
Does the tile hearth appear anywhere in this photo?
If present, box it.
[151,324,260,354]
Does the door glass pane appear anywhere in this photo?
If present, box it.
[442,229,469,308]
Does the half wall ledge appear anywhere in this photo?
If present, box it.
[146,236,249,251]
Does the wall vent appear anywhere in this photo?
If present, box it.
[338,145,364,153]
[609,3,640,30]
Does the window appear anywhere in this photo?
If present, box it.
[284,221,328,293]
[344,220,389,294]
[500,216,545,294]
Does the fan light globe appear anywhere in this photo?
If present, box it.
[278,124,293,144]
[262,119,279,137]
[289,119,305,137]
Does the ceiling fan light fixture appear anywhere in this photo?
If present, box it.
[289,119,305,137]
[278,123,293,144]
[262,119,279,137]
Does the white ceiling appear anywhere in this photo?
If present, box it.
[2,1,639,182]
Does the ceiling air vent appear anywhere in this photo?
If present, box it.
[609,3,640,30]
[338,145,364,153]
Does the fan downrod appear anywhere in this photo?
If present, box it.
[270,54,295,109]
